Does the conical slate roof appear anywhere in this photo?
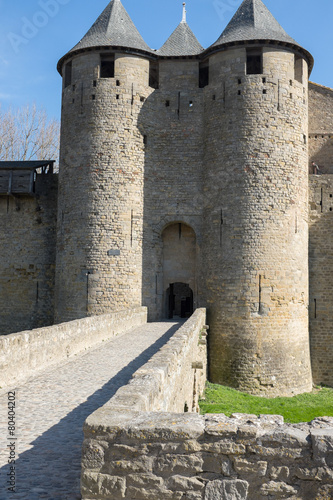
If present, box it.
[158,22,204,57]
[211,0,298,47]
[58,0,152,72]
[208,0,313,70]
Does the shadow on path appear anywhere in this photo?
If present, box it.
[0,322,182,500]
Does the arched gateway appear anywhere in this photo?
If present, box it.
[162,223,196,319]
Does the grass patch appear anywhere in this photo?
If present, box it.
[199,383,333,424]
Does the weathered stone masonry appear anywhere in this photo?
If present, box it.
[0,171,57,335]
[82,414,333,500]
[1,0,333,393]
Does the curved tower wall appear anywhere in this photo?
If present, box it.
[54,51,151,322]
[203,46,312,395]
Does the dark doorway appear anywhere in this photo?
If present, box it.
[167,283,193,319]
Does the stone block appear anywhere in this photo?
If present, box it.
[82,440,106,470]
[126,473,164,488]
[237,425,258,441]
[154,454,203,476]
[106,443,147,461]
[247,444,306,459]
[233,458,267,476]
[205,479,249,500]
[81,472,126,499]
[202,453,223,473]
[205,416,238,437]
[126,486,183,499]
[202,441,246,455]
[259,428,310,449]
[167,475,204,492]
[270,466,290,481]
[260,481,298,498]
[311,428,333,466]
[103,456,153,475]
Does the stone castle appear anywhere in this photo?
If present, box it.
[1,0,333,397]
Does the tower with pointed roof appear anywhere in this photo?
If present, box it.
[201,0,313,395]
[55,0,155,321]
[55,0,314,395]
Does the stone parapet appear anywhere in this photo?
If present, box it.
[0,306,147,390]
[81,308,208,498]
[82,412,333,500]
[104,308,207,414]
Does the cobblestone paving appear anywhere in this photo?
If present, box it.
[0,321,182,500]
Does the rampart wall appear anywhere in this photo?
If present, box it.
[81,309,333,500]
[0,173,58,335]
[309,176,333,386]
[0,306,147,389]
[309,82,333,173]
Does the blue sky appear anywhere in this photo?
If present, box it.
[0,0,332,121]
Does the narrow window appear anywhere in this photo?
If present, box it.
[165,100,170,107]
[149,61,159,89]
[246,49,263,75]
[199,60,209,88]
[294,54,303,83]
[64,61,72,88]
[100,54,115,78]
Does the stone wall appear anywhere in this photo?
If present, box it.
[0,306,147,390]
[309,82,333,173]
[82,413,333,500]
[0,172,58,335]
[309,175,333,386]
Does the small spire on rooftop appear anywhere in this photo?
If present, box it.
[181,3,187,24]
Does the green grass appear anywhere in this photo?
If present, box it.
[199,383,333,423]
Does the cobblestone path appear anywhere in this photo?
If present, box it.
[0,321,182,500]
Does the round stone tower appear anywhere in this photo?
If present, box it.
[54,0,154,322]
[202,0,314,395]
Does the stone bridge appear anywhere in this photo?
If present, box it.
[0,307,206,500]
[1,307,333,500]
